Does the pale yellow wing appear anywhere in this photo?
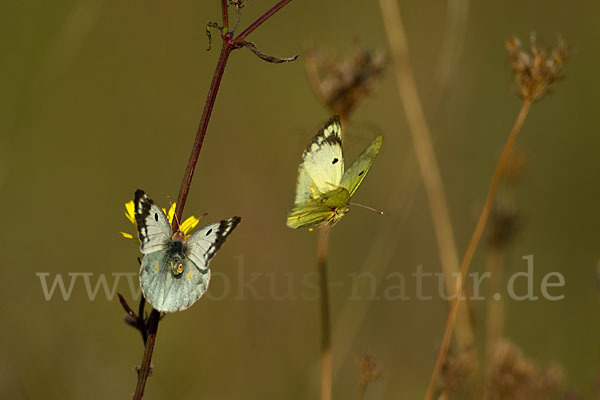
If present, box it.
[339,135,382,197]
[294,116,344,204]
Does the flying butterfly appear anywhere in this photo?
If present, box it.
[134,189,241,312]
[286,115,383,229]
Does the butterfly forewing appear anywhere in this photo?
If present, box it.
[134,189,172,254]
[340,135,383,197]
[298,116,344,201]
[185,217,241,272]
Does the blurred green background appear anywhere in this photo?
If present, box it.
[1,0,599,398]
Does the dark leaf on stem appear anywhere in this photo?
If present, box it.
[241,40,298,63]
[206,22,223,52]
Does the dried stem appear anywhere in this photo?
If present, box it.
[130,1,295,398]
[424,99,532,400]
[378,0,474,347]
[355,381,368,400]
[317,225,332,400]
[430,0,469,115]
[483,246,504,400]
[485,246,504,356]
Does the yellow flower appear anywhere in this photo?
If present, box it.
[120,200,200,240]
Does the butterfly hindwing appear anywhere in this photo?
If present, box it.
[134,189,171,254]
[287,201,335,229]
[186,217,241,272]
[340,135,383,197]
[296,116,344,202]
[140,250,211,312]
[287,187,350,229]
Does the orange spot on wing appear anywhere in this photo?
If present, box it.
[186,271,194,281]
[155,262,160,272]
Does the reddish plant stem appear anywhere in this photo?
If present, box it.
[131,2,295,399]
[221,0,229,29]
[174,0,294,230]
[235,0,293,41]
[174,42,232,231]
[132,310,160,400]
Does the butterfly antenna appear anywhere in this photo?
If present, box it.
[349,202,384,215]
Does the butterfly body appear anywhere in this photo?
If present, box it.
[134,190,240,312]
[164,238,186,275]
[286,116,382,229]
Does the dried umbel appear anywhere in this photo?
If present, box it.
[439,346,479,396]
[356,353,381,383]
[506,34,569,102]
[486,340,566,400]
[305,44,387,118]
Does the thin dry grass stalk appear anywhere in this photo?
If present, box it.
[430,0,469,115]
[317,225,332,400]
[425,35,568,400]
[425,98,532,400]
[378,0,475,350]
[485,157,522,358]
[484,247,504,356]
[304,42,386,400]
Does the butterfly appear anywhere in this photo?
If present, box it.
[286,115,383,229]
[134,189,241,312]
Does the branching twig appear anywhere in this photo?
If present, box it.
[128,1,296,399]
[173,0,294,230]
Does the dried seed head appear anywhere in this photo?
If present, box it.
[439,346,478,395]
[486,340,566,400]
[356,353,381,383]
[506,34,569,102]
[305,44,387,119]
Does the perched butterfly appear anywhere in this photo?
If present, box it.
[134,190,241,312]
[286,115,383,229]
